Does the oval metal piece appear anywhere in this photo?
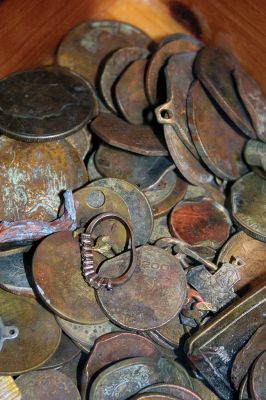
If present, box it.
[66,127,91,160]
[140,383,202,400]
[217,231,266,292]
[97,245,187,331]
[0,66,98,142]
[33,232,107,324]
[100,46,149,112]
[57,20,151,88]
[250,351,266,400]
[16,370,80,400]
[88,178,154,246]
[187,80,248,180]
[90,112,168,156]
[170,197,231,249]
[231,172,266,241]
[0,138,88,221]
[0,289,61,375]
[115,58,150,125]
[193,47,256,138]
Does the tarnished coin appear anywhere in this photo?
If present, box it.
[157,357,193,388]
[217,231,266,292]
[250,351,266,400]
[115,59,150,125]
[155,315,185,348]
[97,245,187,330]
[132,394,177,399]
[0,138,87,221]
[193,47,255,138]
[144,170,187,218]
[40,333,81,370]
[89,178,153,246]
[57,353,82,386]
[100,46,149,112]
[95,144,172,190]
[239,375,250,400]
[66,127,91,160]
[146,38,201,105]
[87,151,103,181]
[231,172,266,241]
[56,317,121,348]
[91,113,168,156]
[158,32,203,48]
[33,232,107,324]
[57,20,151,88]
[16,370,80,400]
[72,185,131,252]
[191,378,220,400]
[0,376,21,400]
[187,80,247,180]
[140,383,202,399]
[81,332,161,399]
[0,252,34,297]
[149,215,171,244]
[0,289,61,375]
[0,66,98,142]
[244,140,266,172]
[156,52,199,159]
[170,197,231,249]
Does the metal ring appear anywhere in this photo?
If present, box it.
[80,212,136,290]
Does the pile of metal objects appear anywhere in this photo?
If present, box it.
[0,19,265,400]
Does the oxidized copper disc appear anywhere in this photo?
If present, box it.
[90,113,168,156]
[0,289,61,375]
[81,332,161,399]
[193,47,255,138]
[115,59,150,125]
[33,232,107,324]
[57,20,151,87]
[249,351,266,400]
[217,231,266,292]
[170,197,231,249]
[97,245,187,330]
[140,384,202,400]
[100,46,149,112]
[66,127,91,160]
[0,138,88,221]
[187,80,247,180]
[231,172,266,241]
[146,38,201,105]
[0,66,98,142]
[16,370,80,400]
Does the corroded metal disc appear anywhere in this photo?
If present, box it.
[0,289,61,375]
[33,232,107,324]
[140,383,202,399]
[90,113,168,156]
[16,370,80,400]
[97,245,187,330]
[231,172,266,241]
[0,138,88,221]
[155,315,185,348]
[170,197,231,249]
[149,215,171,244]
[66,127,91,160]
[0,66,98,142]
[217,231,266,292]
[89,178,154,246]
[132,394,177,399]
[250,351,266,400]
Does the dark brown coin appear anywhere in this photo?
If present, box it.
[217,231,266,293]
[96,245,187,330]
[16,370,80,400]
[0,66,98,142]
[250,351,266,400]
[115,58,150,124]
[95,143,172,190]
[140,383,202,399]
[187,80,247,180]
[231,325,266,389]
[0,138,88,221]
[100,46,149,112]
[57,20,151,88]
[193,47,256,138]
[170,197,231,249]
[0,289,61,375]
[0,252,35,297]
[90,113,168,156]
[66,127,91,160]
[231,172,266,241]
[132,395,177,399]
[81,332,161,399]
[33,232,107,324]
[155,315,185,348]
[146,38,201,105]
[156,52,199,159]
[40,333,81,370]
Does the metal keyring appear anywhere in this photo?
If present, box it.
[80,212,136,290]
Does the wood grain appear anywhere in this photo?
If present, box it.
[0,0,265,90]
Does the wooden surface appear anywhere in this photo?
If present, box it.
[0,0,265,91]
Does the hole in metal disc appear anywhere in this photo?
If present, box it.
[87,190,106,208]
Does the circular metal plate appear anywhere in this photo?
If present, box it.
[66,127,91,160]
[140,383,202,399]
[250,351,266,400]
